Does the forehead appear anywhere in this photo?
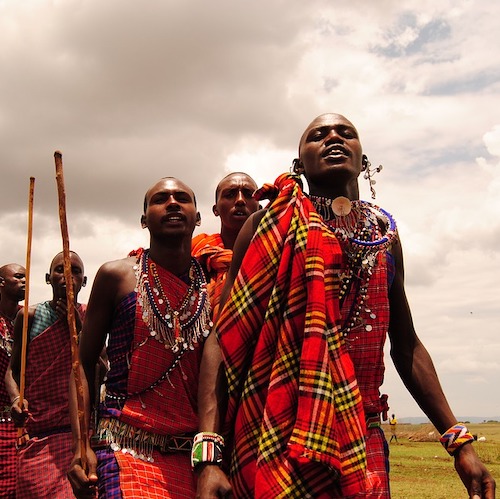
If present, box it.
[300,113,357,143]
[51,253,84,271]
[146,178,194,201]
[4,264,25,277]
[218,174,257,191]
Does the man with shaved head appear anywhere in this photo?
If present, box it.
[6,252,86,498]
[192,172,259,315]
[68,177,212,498]
[0,263,25,498]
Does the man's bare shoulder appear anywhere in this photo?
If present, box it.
[94,256,138,289]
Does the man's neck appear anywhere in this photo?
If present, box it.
[0,298,20,321]
[148,240,192,276]
[219,227,238,251]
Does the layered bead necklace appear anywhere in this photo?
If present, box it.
[0,315,14,356]
[135,250,212,353]
[310,195,398,336]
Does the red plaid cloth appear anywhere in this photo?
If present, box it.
[120,263,202,437]
[0,419,16,498]
[217,174,367,498]
[17,303,86,497]
[0,311,18,498]
[16,431,74,498]
[192,232,233,317]
[24,303,86,436]
[101,259,203,497]
[116,450,196,498]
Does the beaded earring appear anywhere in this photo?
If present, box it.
[362,155,383,199]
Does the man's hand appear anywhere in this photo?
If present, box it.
[195,464,232,498]
[67,447,99,499]
[454,443,496,498]
[10,397,30,427]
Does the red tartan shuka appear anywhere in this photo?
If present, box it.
[99,258,205,498]
[217,174,367,499]
[18,302,86,499]
[0,310,19,499]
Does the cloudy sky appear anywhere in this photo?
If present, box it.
[1,0,499,419]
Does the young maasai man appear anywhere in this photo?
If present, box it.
[67,177,212,498]
[195,114,495,498]
[6,251,86,498]
[192,172,259,314]
[0,263,26,499]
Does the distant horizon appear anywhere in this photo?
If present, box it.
[395,416,500,424]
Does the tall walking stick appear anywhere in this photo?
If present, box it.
[17,177,35,442]
[54,151,88,470]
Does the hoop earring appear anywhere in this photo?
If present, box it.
[362,155,383,199]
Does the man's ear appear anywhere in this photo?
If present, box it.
[0,277,4,288]
[140,214,147,229]
[212,204,219,217]
[82,276,87,287]
[45,273,51,284]
[195,212,202,227]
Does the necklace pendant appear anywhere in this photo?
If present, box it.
[173,314,181,339]
[332,196,352,216]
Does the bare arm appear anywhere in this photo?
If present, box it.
[68,259,133,498]
[5,308,34,426]
[196,211,265,498]
[388,237,495,498]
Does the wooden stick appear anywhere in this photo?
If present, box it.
[17,177,35,441]
[54,151,88,470]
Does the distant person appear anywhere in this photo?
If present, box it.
[192,172,259,314]
[67,177,212,498]
[6,251,87,498]
[389,414,398,443]
[0,263,26,499]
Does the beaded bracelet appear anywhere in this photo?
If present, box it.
[191,432,225,470]
[439,423,475,456]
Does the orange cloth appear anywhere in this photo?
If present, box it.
[192,233,232,316]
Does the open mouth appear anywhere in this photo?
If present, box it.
[232,210,248,217]
[163,213,185,223]
[323,144,349,160]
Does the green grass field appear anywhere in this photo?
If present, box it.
[384,422,499,498]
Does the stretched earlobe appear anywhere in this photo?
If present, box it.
[196,212,202,227]
[361,154,369,171]
[212,205,220,217]
[291,158,304,175]
[140,215,147,229]
[45,273,50,284]
[82,276,87,287]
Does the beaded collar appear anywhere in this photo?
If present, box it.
[0,315,14,356]
[309,195,398,337]
[134,250,212,353]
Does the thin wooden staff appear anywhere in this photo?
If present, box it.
[54,151,88,470]
[17,177,35,441]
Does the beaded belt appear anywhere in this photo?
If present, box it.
[94,417,193,463]
[366,412,381,429]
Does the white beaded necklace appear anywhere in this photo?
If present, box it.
[310,195,398,336]
[134,250,212,352]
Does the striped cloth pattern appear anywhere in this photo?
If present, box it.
[192,232,233,317]
[217,173,367,498]
[0,311,18,499]
[16,431,74,498]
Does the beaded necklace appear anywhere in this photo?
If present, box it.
[135,250,212,353]
[0,315,14,356]
[310,195,398,336]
